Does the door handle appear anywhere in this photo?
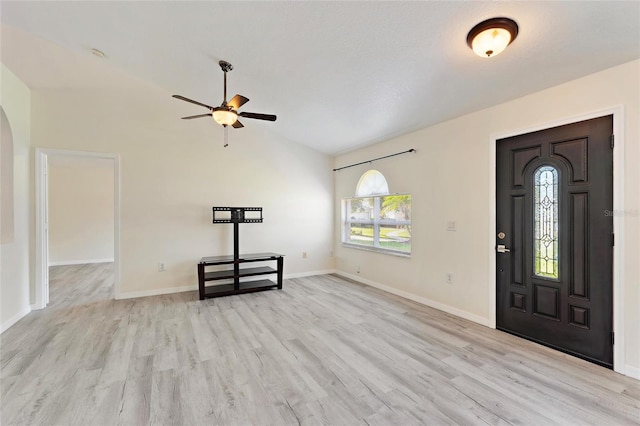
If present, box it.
[497,244,511,253]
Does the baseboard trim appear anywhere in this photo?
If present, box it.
[0,305,31,334]
[285,269,337,279]
[335,271,491,327]
[624,365,640,380]
[49,258,114,266]
[115,284,197,300]
[113,270,337,300]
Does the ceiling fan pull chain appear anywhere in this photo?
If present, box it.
[223,125,229,147]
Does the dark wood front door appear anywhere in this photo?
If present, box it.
[496,115,613,368]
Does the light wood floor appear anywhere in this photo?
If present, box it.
[1,263,638,425]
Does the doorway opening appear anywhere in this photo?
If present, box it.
[35,149,120,308]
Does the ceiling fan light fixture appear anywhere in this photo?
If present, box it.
[467,17,518,58]
[212,108,238,126]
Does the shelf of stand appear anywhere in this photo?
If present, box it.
[203,266,277,281]
[197,252,284,300]
[200,252,282,265]
[203,279,279,298]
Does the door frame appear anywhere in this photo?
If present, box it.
[34,148,121,309]
[488,106,625,375]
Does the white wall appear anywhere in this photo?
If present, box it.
[48,156,114,265]
[0,64,31,332]
[334,60,640,377]
[31,76,334,298]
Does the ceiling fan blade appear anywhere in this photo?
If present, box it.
[232,120,244,129]
[181,113,211,120]
[227,94,250,110]
[172,95,214,110]
[239,112,277,121]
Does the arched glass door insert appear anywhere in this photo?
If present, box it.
[533,165,559,279]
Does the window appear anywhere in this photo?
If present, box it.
[342,170,411,255]
[356,170,389,196]
[534,165,559,279]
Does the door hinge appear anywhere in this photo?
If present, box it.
[611,331,615,345]
[610,134,615,149]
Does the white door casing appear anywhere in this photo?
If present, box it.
[34,148,121,309]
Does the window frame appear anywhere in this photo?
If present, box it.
[342,193,412,257]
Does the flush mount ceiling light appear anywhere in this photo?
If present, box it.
[467,17,519,58]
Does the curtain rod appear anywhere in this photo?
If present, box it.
[333,149,416,172]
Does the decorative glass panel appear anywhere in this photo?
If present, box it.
[534,166,559,278]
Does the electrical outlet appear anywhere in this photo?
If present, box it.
[302,251,308,259]
[158,262,166,272]
[446,273,454,284]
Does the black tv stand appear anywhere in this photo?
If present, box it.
[197,207,284,300]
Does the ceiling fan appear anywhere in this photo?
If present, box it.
[172,60,276,145]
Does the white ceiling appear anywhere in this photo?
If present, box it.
[1,1,639,155]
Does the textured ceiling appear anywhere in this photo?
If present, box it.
[1,1,639,154]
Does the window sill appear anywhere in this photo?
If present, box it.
[341,243,411,258]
